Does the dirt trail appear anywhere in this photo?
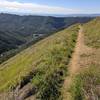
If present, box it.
[25,26,100,100]
[1,26,98,100]
[25,26,85,100]
[62,25,88,100]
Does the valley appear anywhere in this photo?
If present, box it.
[0,15,100,100]
[0,13,92,64]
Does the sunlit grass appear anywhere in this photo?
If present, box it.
[0,24,78,94]
[71,65,100,100]
[83,17,100,48]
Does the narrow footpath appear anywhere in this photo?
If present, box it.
[62,25,85,100]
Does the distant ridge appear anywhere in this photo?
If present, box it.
[0,12,100,17]
[0,13,93,55]
[50,14,100,17]
[0,13,93,64]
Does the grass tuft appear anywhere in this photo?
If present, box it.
[70,65,100,100]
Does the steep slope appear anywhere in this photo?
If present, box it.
[0,30,26,54]
[0,24,79,100]
[67,18,100,100]
[83,17,100,48]
[0,16,99,100]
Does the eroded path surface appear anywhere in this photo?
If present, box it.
[62,25,91,100]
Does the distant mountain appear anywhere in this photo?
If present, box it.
[48,14,100,17]
[2,12,100,17]
[0,13,93,56]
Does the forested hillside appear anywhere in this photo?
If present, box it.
[0,13,93,55]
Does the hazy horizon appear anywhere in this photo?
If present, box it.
[0,0,100,15]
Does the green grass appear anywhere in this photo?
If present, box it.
[70,18,100,100]
[31,25,78,100]
[0,24,79,97]
[70,65,100,100]
[83,17,100,48]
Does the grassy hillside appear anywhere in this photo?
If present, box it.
[83,17,100,48]
[71,66,100,100]
[70,18,100,100]
[0,24,79,99]
[0,18,99,100]
[0,14,92,66]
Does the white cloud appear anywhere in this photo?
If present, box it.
[0,0,81,14]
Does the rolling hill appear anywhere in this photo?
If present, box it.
[0,13,92,56]
[67,18,100,100]
[0,16,100,100]
[0,24,79,100]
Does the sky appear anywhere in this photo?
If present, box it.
[0,0,100,15]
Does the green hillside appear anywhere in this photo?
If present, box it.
[0,13,92,65]
[0,24,79,99]
[83,17,100,48]
[70,18,100,100]
[0,13,92,55]
[0,18,100,100]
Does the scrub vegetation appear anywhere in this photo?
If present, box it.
[0,24,78,100]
